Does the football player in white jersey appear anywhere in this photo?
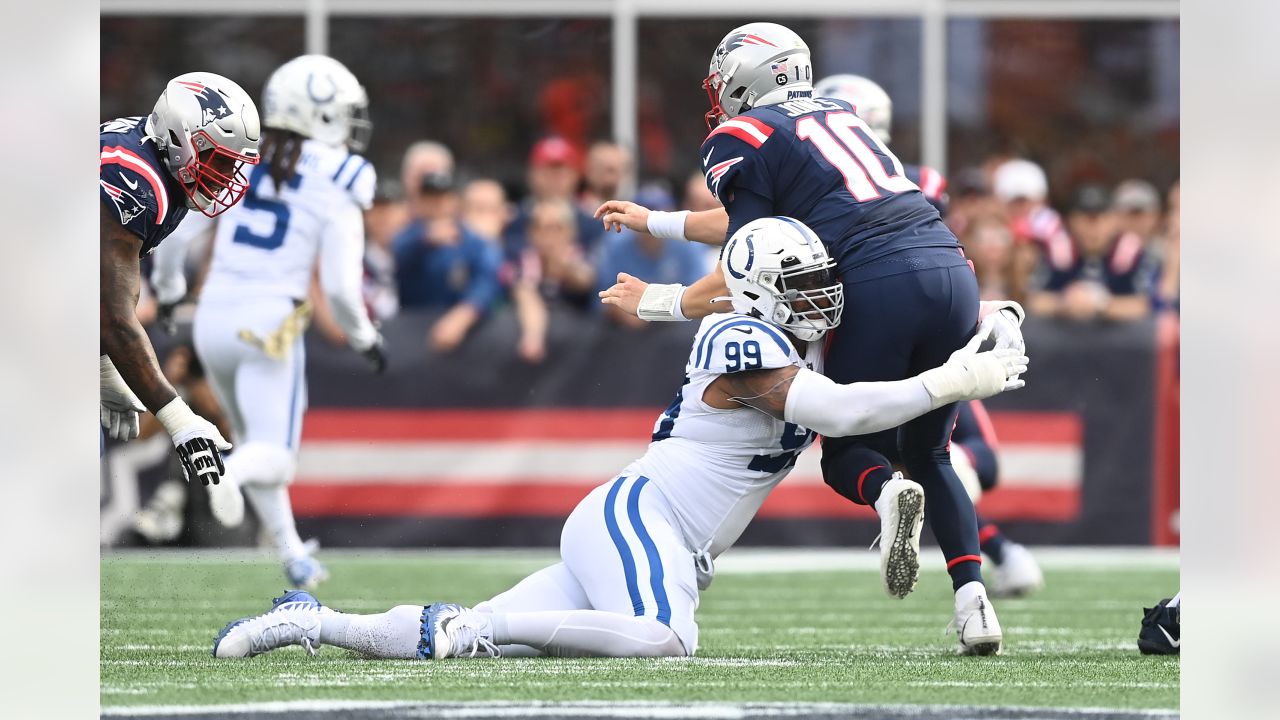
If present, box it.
[212,217,1027,661]
[153,55,385,589]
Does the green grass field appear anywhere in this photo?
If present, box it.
[101,549,1178,716]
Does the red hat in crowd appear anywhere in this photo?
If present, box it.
[529,136,580,169]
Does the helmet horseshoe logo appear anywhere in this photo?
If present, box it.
[307,72,337,104]
[725,233,756,280]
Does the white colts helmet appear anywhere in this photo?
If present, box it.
[721,217,844,342]
[149,71,261,217]
[704,22,813,130]
[814,74,893,143]
[262,55,372,152]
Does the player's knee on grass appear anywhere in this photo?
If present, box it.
[226,441,295,486]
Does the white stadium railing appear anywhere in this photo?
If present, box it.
[100,0,1179,177]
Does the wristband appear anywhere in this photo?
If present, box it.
[155,397,199,438]
[637,283,689,322]
[646,210,690,241]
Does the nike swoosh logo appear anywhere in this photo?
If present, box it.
[120,174,139,190]
[731,327,753,334]
[1158,625,1179,648]
[703,149,714,166]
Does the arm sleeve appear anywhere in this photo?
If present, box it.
[783,367,936,438]
[318,199,379,351]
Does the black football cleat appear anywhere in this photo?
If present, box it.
[1137,597,1180,655]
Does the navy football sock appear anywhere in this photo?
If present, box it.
[978,517,1009,565]
[820,442,896,507]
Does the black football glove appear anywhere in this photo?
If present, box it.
[361,333,388,375]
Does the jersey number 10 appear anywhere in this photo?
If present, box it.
[796,111,918,201]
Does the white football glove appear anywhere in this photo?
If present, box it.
[100,355,146,441]
[976,300,1026,353]
[155,398,232,487]
[919,335,1029,407]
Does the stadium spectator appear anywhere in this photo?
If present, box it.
[993,158,1069,303]
[1156,180,1180,313]
[504,137,604,258]
[683,169,721,212]
[392,148,503,352]
[944,166,1000,241]
[579,140,633,213]
[1027,185,1153,322]
[964,216,1019,302]
[508,198,598,363]
[1113,179,1162,245]
[363,178,407,322]
[461,178,512,245]
[596,185,709,329]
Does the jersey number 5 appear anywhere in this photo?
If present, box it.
[232,165,301,251]
[796,111,917,201]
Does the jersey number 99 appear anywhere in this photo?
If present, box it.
[724,340,762,373]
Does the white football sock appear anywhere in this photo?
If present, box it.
[242,484,307,561]
[489,610,685,658]
[1167,592,1180,609]
[318,605,423,659]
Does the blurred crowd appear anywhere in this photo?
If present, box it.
[143,136,1179,365]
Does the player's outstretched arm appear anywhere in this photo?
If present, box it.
[101,205,232,484]
[100,205,180,413]
[708,335,1028,437]
[595,201,730,246]
[785,337,1028,438]
[599,265,732,321]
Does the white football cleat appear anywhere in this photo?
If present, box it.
[427,604,501,659]
[989,543,1044,598]
[213,591,322,659]
[874,473,926,599]
[951,583,1003,656]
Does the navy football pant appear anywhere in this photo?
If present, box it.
[820,261,984,590]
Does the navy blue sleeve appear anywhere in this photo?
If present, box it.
[462,233,503,312]
[724,187,776,241]
[699,121,775,205]
[100,164,161,242]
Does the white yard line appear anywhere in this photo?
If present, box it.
[101,699,1180,718]
[104,546,1179,572]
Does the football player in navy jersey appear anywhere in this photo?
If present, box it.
[813,74,1044,597]
[597,23,1026,653]
[100,72,261,489]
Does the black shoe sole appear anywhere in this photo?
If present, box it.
[884,488,924,599]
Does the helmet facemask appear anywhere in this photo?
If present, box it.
[178,129,259,217]
[768,255,844,342]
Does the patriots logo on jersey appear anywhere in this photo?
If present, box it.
[100,179,146,225]
[177,80,232,127]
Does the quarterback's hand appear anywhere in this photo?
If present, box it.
[976,301,1026,353]
[155,399,232,486]
[595,200,651,234]
[598,272,649,317]
[361,333,388,375]
[100,355,146,441]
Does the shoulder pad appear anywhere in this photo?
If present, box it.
[691,315,796,375]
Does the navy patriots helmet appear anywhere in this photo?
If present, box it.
[149,71,261,217]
